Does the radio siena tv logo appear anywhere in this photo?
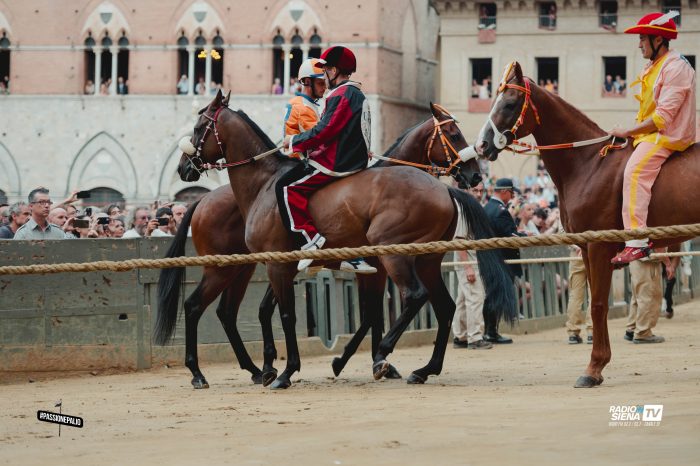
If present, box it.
[609,404,663,427]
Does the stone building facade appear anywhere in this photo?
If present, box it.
[0,0,440,204]
[434,0,700,179]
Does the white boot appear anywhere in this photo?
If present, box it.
[340,258,378,274]
[297,234,326,272]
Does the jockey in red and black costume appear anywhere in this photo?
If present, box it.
[277,46,375,272]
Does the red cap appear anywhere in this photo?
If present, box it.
[624,11,679,40]
[320,46,357,74]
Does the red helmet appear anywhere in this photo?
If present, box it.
[624,11,679,40]
[320,46,357,74]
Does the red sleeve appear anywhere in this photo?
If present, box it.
[291,91,353,153]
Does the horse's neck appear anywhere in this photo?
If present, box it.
[377,120,430,164]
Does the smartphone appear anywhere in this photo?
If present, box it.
[73,219,90,229]
[96,217,110,225]
[84,207,92,217]
[157,217,169,226]
[76,191,91,199]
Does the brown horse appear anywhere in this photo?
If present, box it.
[170,90,516,389]
[475,61,699,388]
[156,108,483,389]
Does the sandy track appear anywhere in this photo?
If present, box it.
[2,302,699,466]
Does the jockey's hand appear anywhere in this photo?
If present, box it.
[609,126,631,139]
[282,135,293,152]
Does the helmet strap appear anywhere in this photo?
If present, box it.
[649,35,662,61]
[325,68,340,89]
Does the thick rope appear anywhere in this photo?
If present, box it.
[1,223,699,276]
[443,250,700,267]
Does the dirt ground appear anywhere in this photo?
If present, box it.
[2,302,700,466]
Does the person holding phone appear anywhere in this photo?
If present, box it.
[122,207,158,238]
[150,207,175,237]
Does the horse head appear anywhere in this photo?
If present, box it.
[177,89,231,182]
[427,102,482,187]
[475,61,540,161]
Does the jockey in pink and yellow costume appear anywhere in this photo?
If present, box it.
[610,11,696,266]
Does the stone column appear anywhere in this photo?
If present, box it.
[301,44,309,61]
[282,44,291,94]
[94,46,103,96]
[110,46,118,95]
[204,46,212,95]
[187,46,195,95]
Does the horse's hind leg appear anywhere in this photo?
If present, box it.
[258,284,279,386]
[183,282,210,389]
[372,257,429,380]
[407,258,456,384]
[215,264,264,384]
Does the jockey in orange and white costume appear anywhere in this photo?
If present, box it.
[283,58,326,159]
[610,11,696,266]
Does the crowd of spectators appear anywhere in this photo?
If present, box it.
[0,75,9,95]
[176,75,223,95]
[471,77,493,99]
[602,74,626,97]
[0,188,190,240]
[84,76,129,95]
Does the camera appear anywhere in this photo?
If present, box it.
[76,191,91,199]
[73,219,90,229]
[96,217,110,225]
[157,217,170,226]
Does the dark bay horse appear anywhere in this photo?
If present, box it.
[171,90,516,389]
[475,61,699,388]
[156,106,483,389]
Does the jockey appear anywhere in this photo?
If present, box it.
[283,58,326,159]
[277,46,377,273]
[610,11,696,266]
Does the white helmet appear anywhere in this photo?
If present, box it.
[297,58,325,81]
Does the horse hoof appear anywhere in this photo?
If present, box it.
[262,370,278,387]
[251,373,263,385]
[406,373,426,385]
[574,375,604,388]
[331,357,344,377]
[191,377,209,389]
[270,377,292,390]
[383,364,402,380]
[372,360,390,380]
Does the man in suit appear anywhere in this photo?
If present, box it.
[482,178,523,344]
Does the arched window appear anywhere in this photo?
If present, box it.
[212,33,224,88]
[117,34,129,90]
[85,187,125,208]
[0,32,10,95]
[272,33,285,93]
[100,35,113,93]
[194,33,206,94]
[309,33,322,58]
[175,186,209,204]
[290,34,303,80]
[84,34,96,94]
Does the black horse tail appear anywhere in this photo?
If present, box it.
[154,200,200,345]
[448,187,518,325]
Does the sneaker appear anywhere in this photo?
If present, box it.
[568,335,582,344]
[297,234,326,272]
[624,330,634,342]
[468,339,493,349]
[611,243,652,267]
[587,335,593,344]
[633,335,665,344]
[340,258,378,274]
[453,338,470,349]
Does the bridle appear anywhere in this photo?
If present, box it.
[371,107,478,178]
[485,62,627,157]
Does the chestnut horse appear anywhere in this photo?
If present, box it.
[475,61,699,388]
[170,91,516,389]
[156,107,483,389]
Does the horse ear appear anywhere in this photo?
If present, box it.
[513,62,524,84]
[429,102,440,119]
[222,91,231,107]
[209,88,223,110]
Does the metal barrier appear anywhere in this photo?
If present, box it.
[1,238,698,371]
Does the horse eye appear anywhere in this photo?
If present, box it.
[504,102,516,111]
[450,133,461,143]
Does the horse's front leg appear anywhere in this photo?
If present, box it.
[575,243,616,388]
[266,264,301,390]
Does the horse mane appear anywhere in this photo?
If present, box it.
[530,78,604,135]
[373,120,425,167]
[233,109,285,158]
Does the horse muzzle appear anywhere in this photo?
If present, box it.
[457,146,478,163]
